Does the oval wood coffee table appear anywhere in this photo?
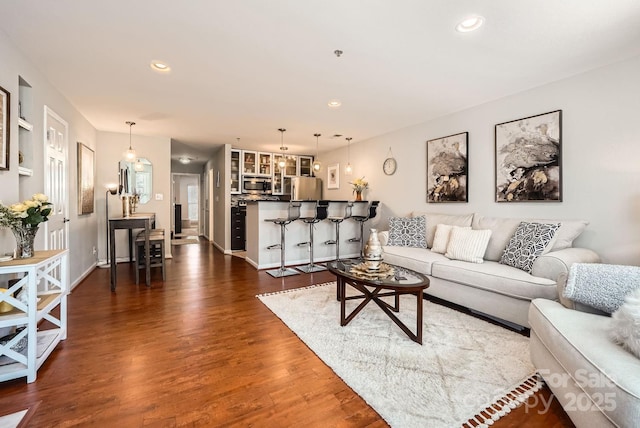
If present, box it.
[327,261,430,344]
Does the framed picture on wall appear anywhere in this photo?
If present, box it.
[0,85,9,170]
[327,163,339,189]
[78,142,95,214]
[426,132,468,202]
[495,110,562,202]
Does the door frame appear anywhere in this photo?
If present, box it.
[171,172,202,237]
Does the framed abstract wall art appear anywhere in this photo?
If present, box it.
[426,132,468,202]
[77,142,95,214]
[0,85,9,170]
[327,163,339,189]
[495,110,562,202]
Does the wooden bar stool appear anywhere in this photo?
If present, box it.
[349,201,380,259]
[325,201,353,262]
[265,201,302,277]
[135,230,166,284]
[296,200,330,273]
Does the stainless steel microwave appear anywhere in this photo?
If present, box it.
[242,176,272,194]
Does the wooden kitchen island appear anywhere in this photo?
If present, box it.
[245,200,370,270]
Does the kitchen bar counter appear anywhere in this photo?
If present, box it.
[245,200,369,270]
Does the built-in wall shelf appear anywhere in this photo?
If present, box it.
[18,76,33,190]
[17,118,33,131]
[18,167,33,177]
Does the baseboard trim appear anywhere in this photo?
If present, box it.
[72,262,97,291]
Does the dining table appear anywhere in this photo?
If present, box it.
[109,212,155,291]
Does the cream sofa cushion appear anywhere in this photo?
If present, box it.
[472,214,589,261]
[432,260,557,300]
[382,245,448,276]
[411,211,473,248]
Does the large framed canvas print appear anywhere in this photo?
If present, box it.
[78,142,95,214]
[0,85,9,170]
[426,132,468,202]
[495,110,562,202]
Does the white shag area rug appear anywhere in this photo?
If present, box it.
[257,282,540,427]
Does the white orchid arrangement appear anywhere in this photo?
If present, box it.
[350,177,369,194]
[0,194,52,229]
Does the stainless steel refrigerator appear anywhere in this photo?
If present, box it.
[291,176,323,200]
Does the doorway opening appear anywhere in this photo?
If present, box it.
[172,173,201,239]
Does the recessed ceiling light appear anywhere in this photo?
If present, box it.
[328,99,342,108]
[456,15,485,33]
[150,60,171,72]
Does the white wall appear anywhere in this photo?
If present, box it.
[0,30,99,286]
[96,131,172,261]
[319,55,640,265]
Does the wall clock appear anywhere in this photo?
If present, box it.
[383,147,397,175]
[383,157,397,175]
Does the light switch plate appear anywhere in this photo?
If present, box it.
[155,193,163,200]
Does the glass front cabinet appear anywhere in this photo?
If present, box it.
[257,152,272,176]
[298,156,313,176]
[283,155,297,177]
[242,150,257,175]
[230,149,241,194]
[272,154,284,195]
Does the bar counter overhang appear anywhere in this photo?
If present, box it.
[245,200,370,270]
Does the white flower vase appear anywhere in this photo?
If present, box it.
[364,228,384,270]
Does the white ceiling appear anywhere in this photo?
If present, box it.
[1,1,640,164]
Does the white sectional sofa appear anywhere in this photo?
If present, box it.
[379,212,600,328]
[529,297,640,427]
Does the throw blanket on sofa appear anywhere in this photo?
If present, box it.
[564,263,640,313]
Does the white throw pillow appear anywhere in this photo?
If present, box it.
[431,224,471,254]
[445,228,492,264]
[412,212,474,248]
[610,288,640,359]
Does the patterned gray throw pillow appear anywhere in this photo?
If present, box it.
[500,222,560,273]
[388,216,427,248]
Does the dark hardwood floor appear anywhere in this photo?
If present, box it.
[0,240,574,427]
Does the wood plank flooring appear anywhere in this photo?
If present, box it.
[0,240,574,427]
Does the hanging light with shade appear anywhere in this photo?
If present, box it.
[124,121,137,161]
[278,128,287,168]
[345,137,353,175]
[312,133,322,172]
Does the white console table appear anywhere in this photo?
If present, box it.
[0,250,69,383]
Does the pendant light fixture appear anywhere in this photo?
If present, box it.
[278,128,287,168]
[124,121,137,161]
[345,137,353,175]
[312,133,322,172]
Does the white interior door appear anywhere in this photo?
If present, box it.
[44,106,69,250]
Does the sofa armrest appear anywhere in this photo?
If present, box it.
[531,247,601,282]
